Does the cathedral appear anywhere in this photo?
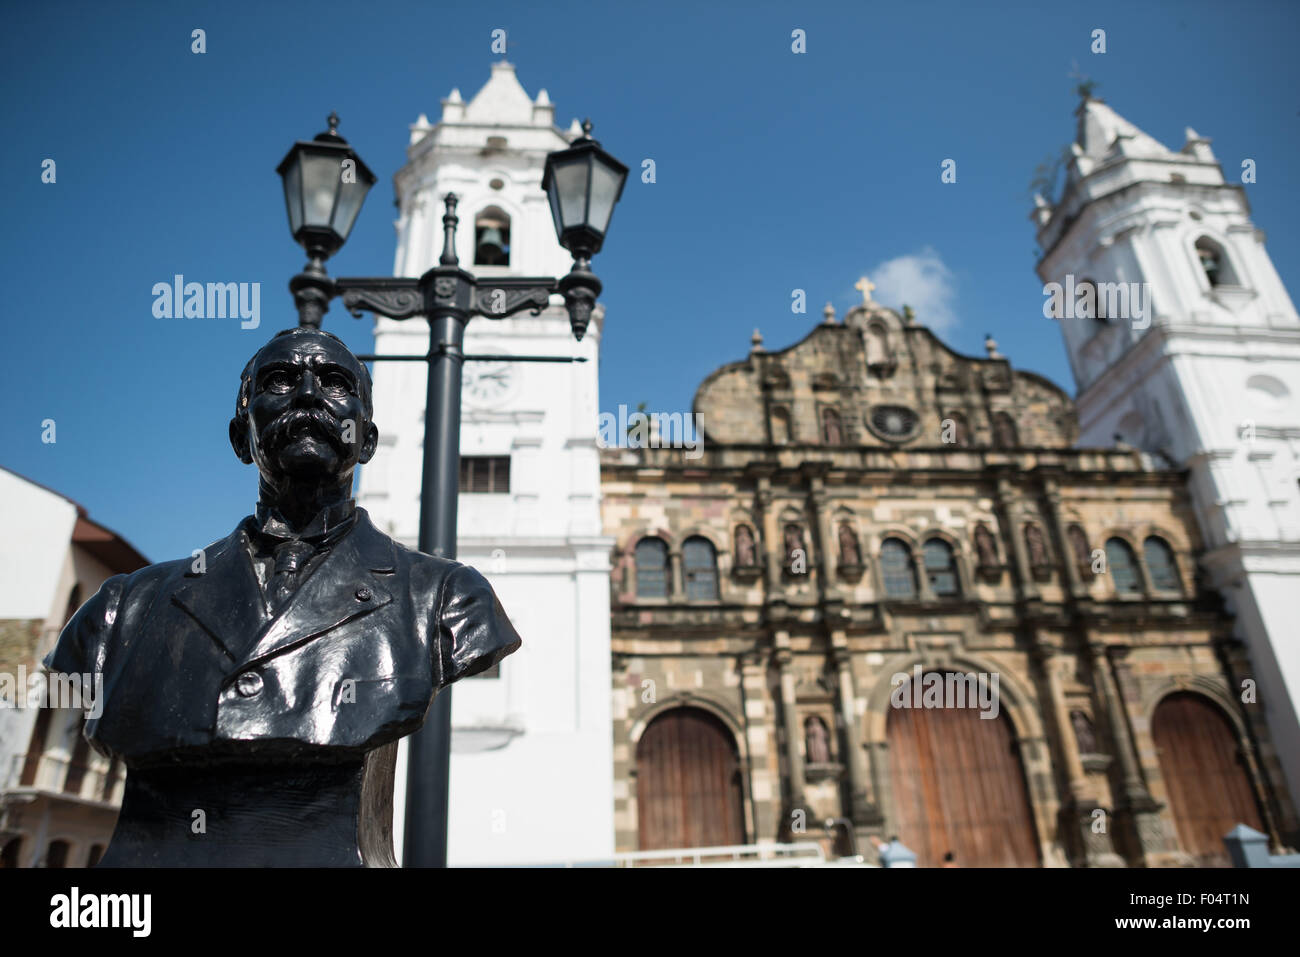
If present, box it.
[600,95,1300,867]
[601,294,1296,866]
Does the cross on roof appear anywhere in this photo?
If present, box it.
[855,276,875,304]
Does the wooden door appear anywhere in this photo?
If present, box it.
[637,707,746,851]
[888,673,1041,867]
[1152,692,1262,866]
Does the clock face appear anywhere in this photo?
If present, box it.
[463,360,514,407]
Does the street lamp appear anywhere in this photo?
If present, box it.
[276,112,377,327]
[275,113,626,868]
[543,119,629,339]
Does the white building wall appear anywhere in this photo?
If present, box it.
[359,63,615,865]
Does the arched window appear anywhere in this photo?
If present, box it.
[804,716,831,764]
[993,412,1019,449]
[474,206,511,266]
[1105,537,1143,594]
[683,536,719,601]
[1143,536,1181,593]
[944,411,969,446]
[923,539,961,597]
[880,538,917,598]
[1194,237,1237,287]
[86,844,105,867]
[821,407,844,445]
[635,537,669,599]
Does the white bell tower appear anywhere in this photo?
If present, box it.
[1034,95,1300,803]
[359,62,614,865]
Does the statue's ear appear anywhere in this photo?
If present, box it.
[357,421,380,465]
[229,416,254,465]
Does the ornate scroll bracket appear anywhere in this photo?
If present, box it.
[471,279,555,319]
[336,278,423,320]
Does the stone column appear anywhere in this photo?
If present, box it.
[1087,637,1167,863]
[738,650,777,841]
[1035,643,1124,866]
[773,632,808,825]
[830,634,878,824]
[1035,646,1089,801]
[808,476,836,594]
[1042,477,1085,598]
[669,547,684,599]
[997,478,1038,601]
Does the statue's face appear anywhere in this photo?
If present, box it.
[232,332,377,485]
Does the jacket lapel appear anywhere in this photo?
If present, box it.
[171,522,270,663]
[233,509,396,671]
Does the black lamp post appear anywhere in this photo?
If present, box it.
[276,113,627,868]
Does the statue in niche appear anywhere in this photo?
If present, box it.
[45,327,521,867]
[734,524,758,568]
[838,522,861,568]
[974,523,999,567]
[821,407,844,445]
[1071,710,1098,755]
[1025,523,1050,567]
[784,523,807,573]
[804,716,831,764]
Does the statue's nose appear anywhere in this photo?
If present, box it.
[293,370,322,406]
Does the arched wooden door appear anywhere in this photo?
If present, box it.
[637,707,746,850]
[1152,692,1263,866]
[888,673,1041,867]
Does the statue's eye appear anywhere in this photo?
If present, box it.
[263,370,293,392]
[322,372,351,393]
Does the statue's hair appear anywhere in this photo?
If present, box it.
[235,326,373,418]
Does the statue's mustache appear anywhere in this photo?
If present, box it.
[261,408,345,455]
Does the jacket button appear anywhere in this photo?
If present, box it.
[355,586,372,602]
[235,672,263,697]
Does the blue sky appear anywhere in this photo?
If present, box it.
[4,0,1298,561]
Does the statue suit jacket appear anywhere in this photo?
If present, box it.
[44,507,521,768]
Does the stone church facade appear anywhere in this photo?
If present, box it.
[601,298,1298,867]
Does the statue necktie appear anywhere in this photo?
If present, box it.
[270,538,317,613]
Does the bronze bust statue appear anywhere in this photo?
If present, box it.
[45,327,521,866]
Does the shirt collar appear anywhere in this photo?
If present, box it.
[253,498,357,543]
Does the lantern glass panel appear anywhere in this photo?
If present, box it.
[282,158,303,235]
[332,177,368,240]
[551,155,591,232]
[300,151,342,230]
[587,159,624,236]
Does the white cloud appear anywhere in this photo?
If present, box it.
[862,247,958,333]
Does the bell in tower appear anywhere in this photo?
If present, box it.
[474,208,510,266]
